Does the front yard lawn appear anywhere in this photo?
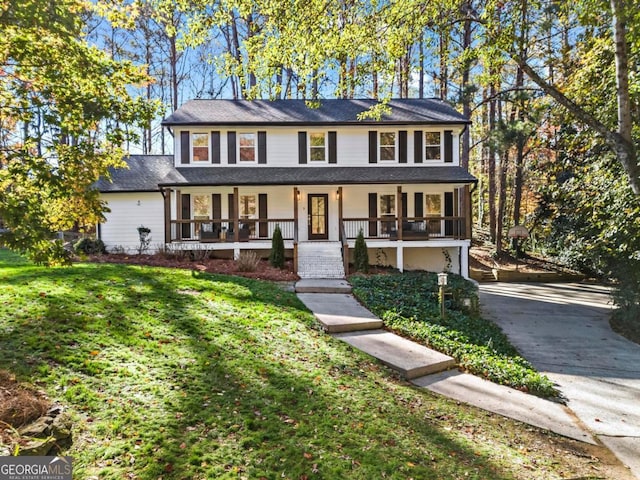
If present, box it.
[351,272,557,398]
[0,250,616,479]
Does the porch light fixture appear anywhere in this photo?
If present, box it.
[336,190,340,200]
[296,190,301,201]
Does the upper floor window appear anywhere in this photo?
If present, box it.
[239,133,256,162]
[379,132,396,161]
[192,133,209,162]
[425,132,441,161]
[309,133,327,162]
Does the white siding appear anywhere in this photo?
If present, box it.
[100,193,165,253]
[174,125,464,167]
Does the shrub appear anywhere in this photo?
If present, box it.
[353,228,369,273]
[74,237,106,255]
[269,225,285,268]
[236,251,260,272]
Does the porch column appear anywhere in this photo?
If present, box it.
[460,245,469,279]
[396,245,404,273]
[464,184,472,241]
[293,187,299,273]
[397,186,403,241]
[163,188,171,243]
[338,186,343,239]
[176,190,182,241]
[233,187,239,242]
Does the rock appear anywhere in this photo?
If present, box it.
[19,437,57,456]
[16,403,72,456]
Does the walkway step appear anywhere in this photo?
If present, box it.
[333,330,456,379]
[413,370,596,444]
[297,293,382,332]
[295,279,352,294]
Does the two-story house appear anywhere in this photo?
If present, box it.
[97,99,476,279]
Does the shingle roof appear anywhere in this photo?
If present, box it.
[159,166,477,187]
[162,99,469,126]
[96,155,174,192]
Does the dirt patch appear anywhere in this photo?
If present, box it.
[86,254,299,282]
[470,243,579,275]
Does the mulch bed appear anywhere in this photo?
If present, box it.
[86,254,300,282]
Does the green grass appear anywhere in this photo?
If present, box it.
[351,272,557,398]
[0,249,597,479]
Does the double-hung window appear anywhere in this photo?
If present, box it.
[309,133,327,162]
[239,133,256,162]
[379,132,396,161]
[192,133,209,162]
[425,132,441,161]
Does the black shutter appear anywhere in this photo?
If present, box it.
[444,192,454,236]
[258,194,268,237]
[298,131,307,164]
[414,131,423,163]
[180,131,190,164]
[258,131,267,164]
[444,130,453,163]
[181,193,191,238]
[368,131,377,163]
[399,130,407,163]
[211,131,220,164]
[228,193,235,233]
[328,131,337,164]
[212,194,221,231]
[227,131,236,164]
[402,192,408,218]
[414,192,424,218]
[368,193,377,237]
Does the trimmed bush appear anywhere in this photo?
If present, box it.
[269,225,285,268]
[353,228,369,273]
[74,237,106,255]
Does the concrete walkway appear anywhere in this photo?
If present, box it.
[296,279,596,446]
[479,282,640,479]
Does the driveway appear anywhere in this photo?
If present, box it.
[479,282,640,479]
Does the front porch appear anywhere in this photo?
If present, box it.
[161,184,473,278]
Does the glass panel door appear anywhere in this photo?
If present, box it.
[308,194,328,240]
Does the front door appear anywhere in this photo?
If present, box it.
[308,194,329,240]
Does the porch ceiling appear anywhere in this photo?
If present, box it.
[159,166,477,187]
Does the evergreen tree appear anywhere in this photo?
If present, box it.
[269,225,285,268]
[354,228,369,273]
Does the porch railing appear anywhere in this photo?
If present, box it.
[342,216,467,240]
[170,218,295,242]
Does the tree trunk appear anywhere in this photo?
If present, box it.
[418,35,424,99]
[460,3,472,170]
[488,83,497,243]
[439,30,448,100]
[169,34,178,110]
